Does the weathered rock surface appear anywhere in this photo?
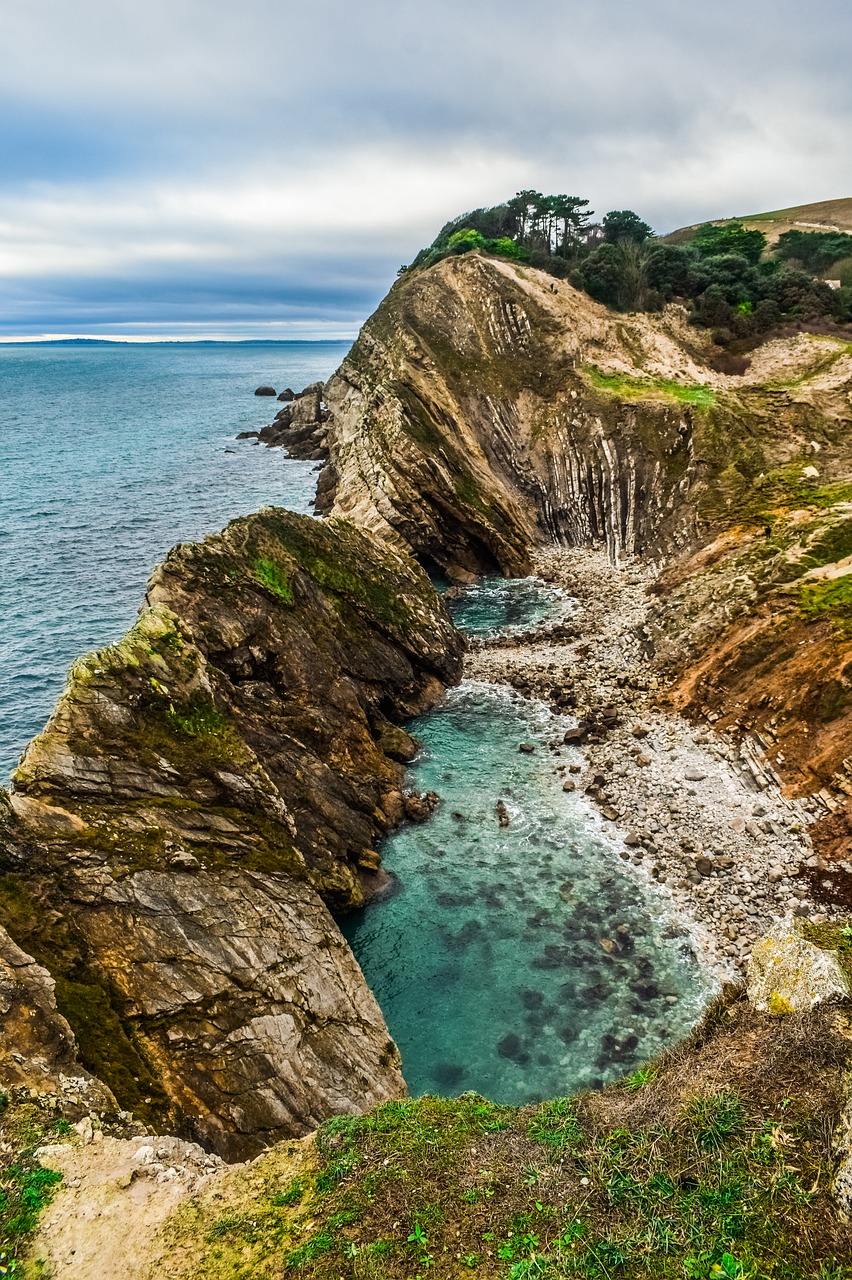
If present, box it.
[0,914,117,1117]
[252,381,331,458]
[2,508,464,1157]
[313,254,849,581]
[747,916,851,1013]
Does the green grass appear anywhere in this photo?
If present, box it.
[0,1101,69,1273]
[799,573,852,630]
[527,1098,584,1153]
[584,367,717,409]
[163,695,229,738]
[253,557,294,604]
[163,1010,852,1278]
[174,1000,843,1280]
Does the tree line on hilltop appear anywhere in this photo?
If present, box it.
[402,191,852,353]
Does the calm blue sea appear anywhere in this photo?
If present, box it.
[0,341,349,779]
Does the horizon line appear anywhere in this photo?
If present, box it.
[0,334,357,346]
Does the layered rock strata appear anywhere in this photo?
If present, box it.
[280,251,852,808]
[1,509,464,1158]
[307,255,851,583]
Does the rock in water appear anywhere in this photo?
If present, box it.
[496,799,510,827]
[747,917,851,1015]
[254,385,277,396]
[2,508,464,1158]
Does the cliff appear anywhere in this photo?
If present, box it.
[299,254,852,805]
[1,508,464,1159]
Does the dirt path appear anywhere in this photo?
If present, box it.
[29,1132,225,1280]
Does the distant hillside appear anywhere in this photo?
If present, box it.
[667,196,852,244]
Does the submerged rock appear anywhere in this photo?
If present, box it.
[496,1032,529,1064]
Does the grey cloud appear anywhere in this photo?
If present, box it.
[1,0,850,335]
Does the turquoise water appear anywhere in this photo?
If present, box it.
[445,575,573,636]
[344,682,713,1102]
[0,341,348,778]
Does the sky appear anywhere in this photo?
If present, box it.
[1,0,850,339]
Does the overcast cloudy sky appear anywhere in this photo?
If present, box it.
[1,0,850,338]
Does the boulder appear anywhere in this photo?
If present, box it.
[747,917,851,1015]
[277,388,295,401]
[254,386,277,396]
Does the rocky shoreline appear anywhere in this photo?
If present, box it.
[465,547,844,975]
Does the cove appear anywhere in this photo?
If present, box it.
[444,574,574,636]
[343,677,715,1104]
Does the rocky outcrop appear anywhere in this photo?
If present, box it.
[0,916,117,1118]
[311,255,848,578]
[253,382,331,459]
[747,917,851,1014]
[2,508,463,1158]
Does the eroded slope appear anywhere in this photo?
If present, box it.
[1,509,464,1159]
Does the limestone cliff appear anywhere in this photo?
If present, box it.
[311,254,847,580]
[302,252,852,806]
[1,509,463,1159]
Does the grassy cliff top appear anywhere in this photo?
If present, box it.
[667,197,852,245]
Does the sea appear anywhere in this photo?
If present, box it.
[0,340,712,1101]
[0,340,349,781]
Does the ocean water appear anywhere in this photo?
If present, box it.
[0,341,349,778]
[344,682,714,1102]
[445,575,574,636]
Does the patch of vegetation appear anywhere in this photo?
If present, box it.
[800,920,852,986]
[133,686,248,775]
[52,975,171,1125]
[799,517,852,571]
[165,1000,852,1280]
[775,229,852,275]
[249,512,421,634]
[527,1097,584,1152]
[799,574,852,632]
[584,367,717,408]
[0,1099,75,1273]
[401,192,852,342]
[163,695,229,739]
[253,557,294,604]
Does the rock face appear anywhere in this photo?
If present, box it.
[747,917,851,1014]
[0,914,117,1117]
[309,253,852,801]
[314,254,851,577]
[2,509,464,1158]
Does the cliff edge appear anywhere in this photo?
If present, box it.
[1,508,464,1159]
